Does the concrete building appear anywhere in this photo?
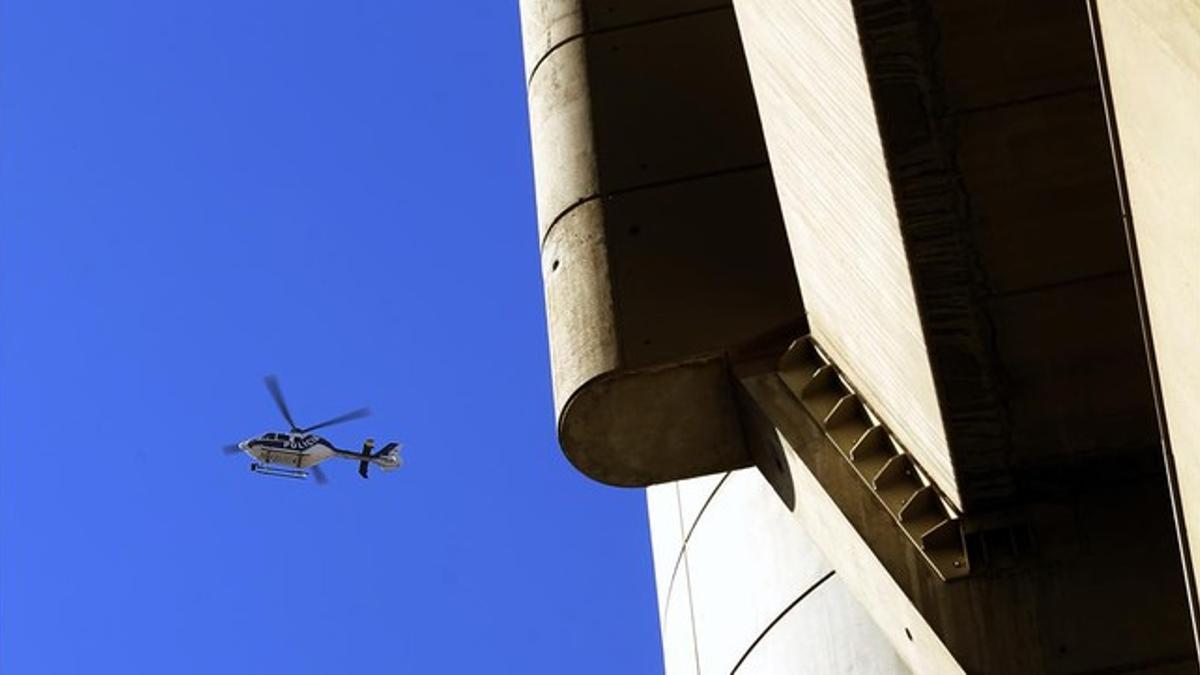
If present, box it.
[519,1,1200,672]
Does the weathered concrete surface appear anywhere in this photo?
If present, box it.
[1096,0,1200,633]
[522,1,1200,671]
[733,573,911,674]
[741,361,1196,674]
[733,0,1157,512]
[647,470,908,675]
[659,549,700,675]
[646,482,685,625]
[732,0,953,505]
[519,0,728,81]
[522,0,804,485]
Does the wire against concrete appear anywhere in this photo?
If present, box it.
[675,483,703,675]
[663,472,733,619]
[729,570,837,674]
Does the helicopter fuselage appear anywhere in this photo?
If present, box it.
[225,376,402,481]
[239,433,339,468]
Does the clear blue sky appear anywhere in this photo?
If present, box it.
[0,2,663,673]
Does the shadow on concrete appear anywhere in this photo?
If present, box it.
[735,379,795,511]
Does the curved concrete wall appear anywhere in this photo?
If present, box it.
[520,0,805,487]
[647,468,908,674]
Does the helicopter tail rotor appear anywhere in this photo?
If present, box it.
[374,443,403,471]
[356,440,403,479]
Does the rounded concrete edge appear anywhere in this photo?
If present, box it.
[557,356,752,486]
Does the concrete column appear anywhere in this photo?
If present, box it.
[647,469,908,674]
[520,0,805,486]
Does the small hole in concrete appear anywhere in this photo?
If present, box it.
[551,260,560,272]
[639,162,648,170]
[641,339,651,346]
[904,628,912,641]
[629,226,641,235]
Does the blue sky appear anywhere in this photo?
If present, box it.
[0,2,662,673]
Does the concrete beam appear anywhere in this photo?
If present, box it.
[739,351,1196,673]
[734,0,1157,511]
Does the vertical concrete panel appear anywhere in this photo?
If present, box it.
[686,469,832,673]
[1096,0,1200,621]
[540,202,619,416]
[647,483,684,624]
[731,0,956,505]
[518,0,583,80]
[519,0,734,81]
[647,468,906,674]
[526,40,599,243]
[661,553,700,675]
[734,576,909,674]
[602,171,799,373]
[521,0,805,486]
[675,472,725,534]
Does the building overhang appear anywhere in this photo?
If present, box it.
[522,0,805,485]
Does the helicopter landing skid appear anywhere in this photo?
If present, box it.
[249,463,309,481]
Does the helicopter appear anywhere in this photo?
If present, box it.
[222,376,402,483]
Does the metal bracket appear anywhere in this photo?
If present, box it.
[778,337,971,581]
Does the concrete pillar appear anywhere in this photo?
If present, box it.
[647,469,908,674]
[520,0,804,486]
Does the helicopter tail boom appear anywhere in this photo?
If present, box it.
[376,442,403,470]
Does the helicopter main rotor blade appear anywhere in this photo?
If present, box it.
[264,375,299,431]
[222,444,243,455]
[299,407,370,434]
[309,464,329,485]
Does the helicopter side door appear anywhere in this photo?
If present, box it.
[256,433,305,468]
[297,437,336,468]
